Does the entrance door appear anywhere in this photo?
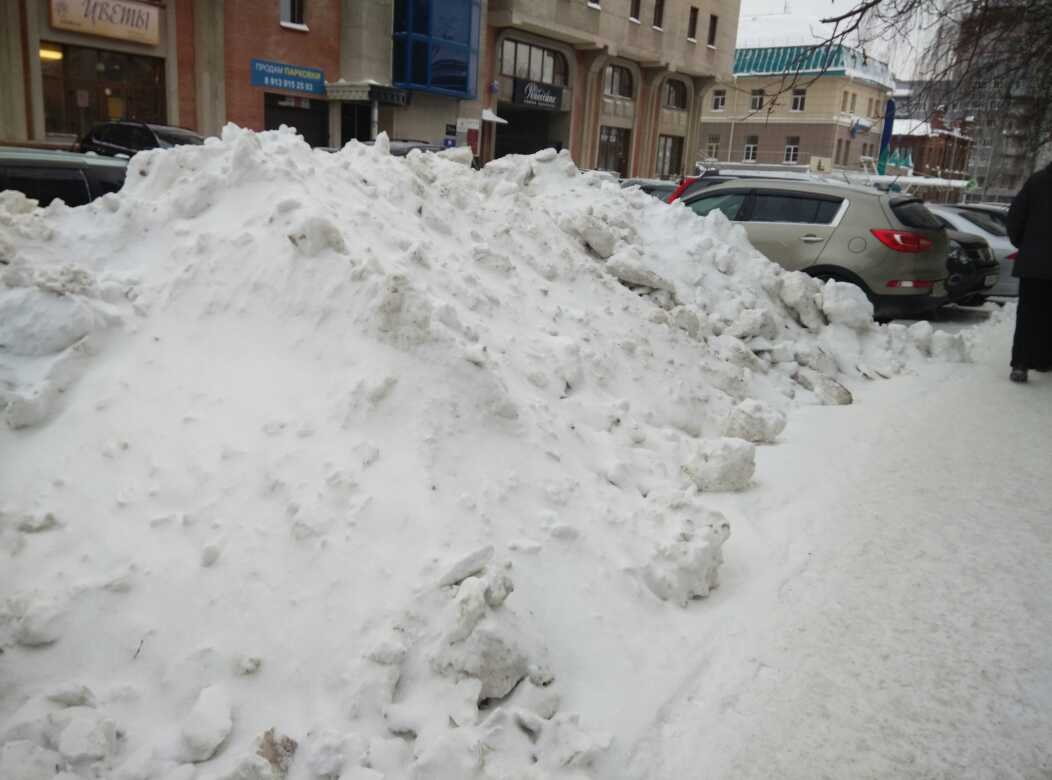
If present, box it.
[341,103,372,144]
[264,93,328,147]
[494,105,564,158]
[597,126,631,177]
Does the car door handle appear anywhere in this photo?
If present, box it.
[799,234,825,243]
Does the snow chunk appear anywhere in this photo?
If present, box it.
[437,545,494,588]
[723,399,787,443]
[796,369,854,405]
[179,685,232,762]
[642,507,731,606]
[5,592,67,646]
[820,280,874,330]
[682,438,756,492]
[47,706,117,764]
[0,740,67,780]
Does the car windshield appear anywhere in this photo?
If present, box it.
[952,208,1007,237]
[154,129,204,147]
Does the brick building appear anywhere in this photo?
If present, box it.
[1,0,741,179]
[890,111,973,181]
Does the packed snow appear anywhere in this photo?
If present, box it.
[0,127,983,779]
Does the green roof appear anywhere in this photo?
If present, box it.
[734,45,846,76]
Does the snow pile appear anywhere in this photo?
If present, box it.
[0,127,974,779]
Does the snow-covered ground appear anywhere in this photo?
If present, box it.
[1,130,1046,780]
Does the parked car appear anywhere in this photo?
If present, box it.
[0,146,127,208]
[621,178,677,200]
[943,230,1001,306]
[926,204,1018,296]
[682,179,949,319]
[77,121,204,157]
[667,168,811,204]
[953,202,1009,230]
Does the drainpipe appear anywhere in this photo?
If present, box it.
[370,99,379,140]
[726,78,737,163]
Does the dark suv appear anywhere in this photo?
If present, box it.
[0,146,127,208]
[78,121,204,157]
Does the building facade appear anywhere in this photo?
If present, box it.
[698,44,894,171]
[1,0,739,179]
[890,111,972,180]
[481,0,739,177]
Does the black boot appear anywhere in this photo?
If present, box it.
[1010,368,1028,383]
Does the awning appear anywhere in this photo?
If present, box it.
[482,108,508,125]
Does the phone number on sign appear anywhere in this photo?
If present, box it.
[262,76,313,91]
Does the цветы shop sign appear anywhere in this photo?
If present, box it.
[50,0,161,46]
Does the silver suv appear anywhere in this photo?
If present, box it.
[683,180,949,319]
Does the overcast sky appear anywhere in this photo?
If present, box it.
[737,0,934,79]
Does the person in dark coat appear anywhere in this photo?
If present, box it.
[1006,161,1052,382]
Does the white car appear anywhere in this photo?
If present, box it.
[927,204,1018,297]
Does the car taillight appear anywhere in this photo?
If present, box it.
[870,229,934,253]
[886,280,936,289]
[1006,251,1018,261]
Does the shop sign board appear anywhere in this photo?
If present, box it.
[512,79,562,110]
[50,0,161,46]
[456,117,481,133]
[251,59,326,96]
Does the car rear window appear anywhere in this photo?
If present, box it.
[0,166,92,207]
[953,208,1007,237]
[154,129,204,146]
[891,197,943,230]
[747,193,844,224]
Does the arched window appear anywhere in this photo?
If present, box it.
[500,40,568,86]
[663,80,687,109]
[604,65,633,98]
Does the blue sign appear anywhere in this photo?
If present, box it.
[250,59,326,96]
[443,137,456,148]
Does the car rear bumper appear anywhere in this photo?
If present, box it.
[946,266,1000,302]
[871,290,949,319]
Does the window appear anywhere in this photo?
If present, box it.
[750,89,764,110]
[281,0,305,25]
[393,0,480,97]
[705,134,720,159]
[707,14,718,45]
[791,89,806,111]
[688,7,699,40]
[502,40,568,86]
[604,65,633,98]
[843,140,851,163]
[841,91,849,112]
[597,126,631,176]
[664,80,687,109]
[866,97,873,116]
[0,167,92,208]
[835,138,844,165]
[784,136,800,163]
[629,0,641,20]
[746,193,843,224]
[744,135,758,162]
[955,209,1008,237]
[711,89,726,111]
[849,93,857,112]
[653,0,665,28]
[656,135,684,178]
[687,191,747,220]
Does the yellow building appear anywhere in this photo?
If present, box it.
[697,44,894,170]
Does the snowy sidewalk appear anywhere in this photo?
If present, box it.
[623,321,1052,779]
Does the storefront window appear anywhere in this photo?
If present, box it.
[597,125,631,176]
[656,134,684,178]
[39,41,165,138]
[663,80,687,109]
[393,0,479,97]
[500,40,567,87]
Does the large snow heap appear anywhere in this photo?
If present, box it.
[0,126,966,779]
